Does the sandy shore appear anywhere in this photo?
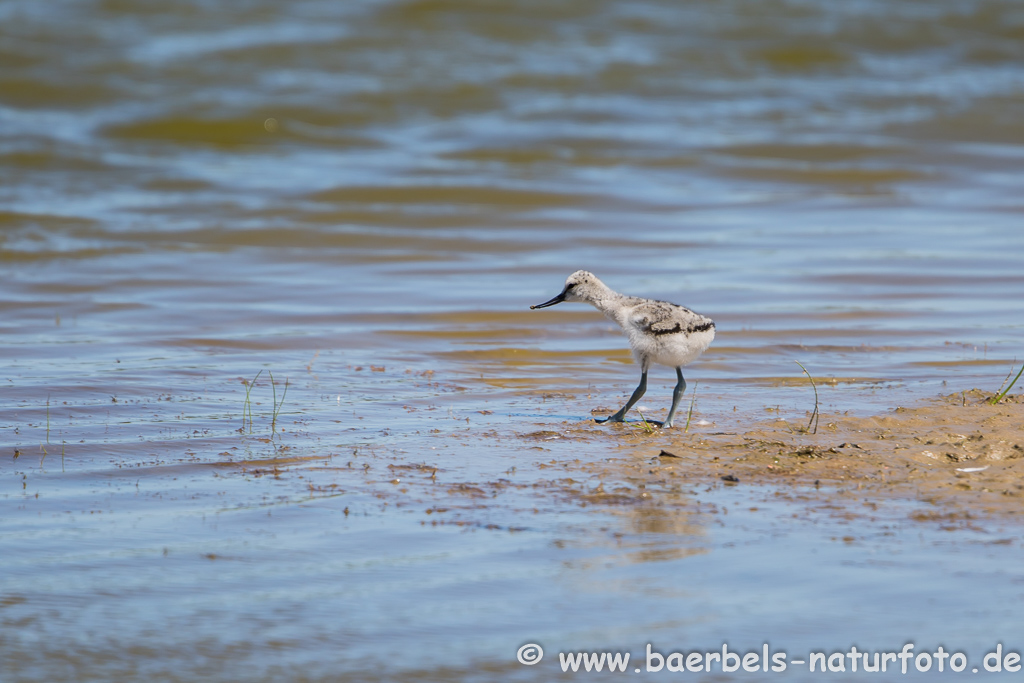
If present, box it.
[531,391,1023,529]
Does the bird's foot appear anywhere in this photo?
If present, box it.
[594,413,625,424]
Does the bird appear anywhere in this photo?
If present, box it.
[530,270,714,428]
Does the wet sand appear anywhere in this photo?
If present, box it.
[293,380,1024,533]
[5,362,1024,681]
[535,391,1024,526]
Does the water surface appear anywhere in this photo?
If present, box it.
[3,0,1024,680]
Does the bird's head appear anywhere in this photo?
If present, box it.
[530,270,605,309]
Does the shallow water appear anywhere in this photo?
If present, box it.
[3,0,1024,680]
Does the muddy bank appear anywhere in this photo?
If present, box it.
[534,391,1024,528]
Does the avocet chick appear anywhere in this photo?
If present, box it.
[531,270,714,428]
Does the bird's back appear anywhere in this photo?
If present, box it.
[615,298,715,369]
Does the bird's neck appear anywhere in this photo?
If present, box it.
[584,287,627,317]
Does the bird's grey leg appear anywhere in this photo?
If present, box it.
[662,368,687,429]
[596,371,647,424]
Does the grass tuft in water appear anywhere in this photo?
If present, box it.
[990,361,1023,405]
[794,361,820,435]
[243,370,262,434]
[635,411,654,434]
[270,371,289,434]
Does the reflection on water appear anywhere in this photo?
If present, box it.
[3,0,1024,680]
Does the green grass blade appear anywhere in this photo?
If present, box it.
[244,370,262,433]
[991,362,1024,405]
[684,381,699,433]
[794,361,819,435]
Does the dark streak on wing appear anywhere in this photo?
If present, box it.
[650,322,683,336]
[650,320,715,336]
[688,320,715,334]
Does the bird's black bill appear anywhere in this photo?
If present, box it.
[530,290,567,309]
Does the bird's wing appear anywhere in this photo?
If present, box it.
[627,301,693,337]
